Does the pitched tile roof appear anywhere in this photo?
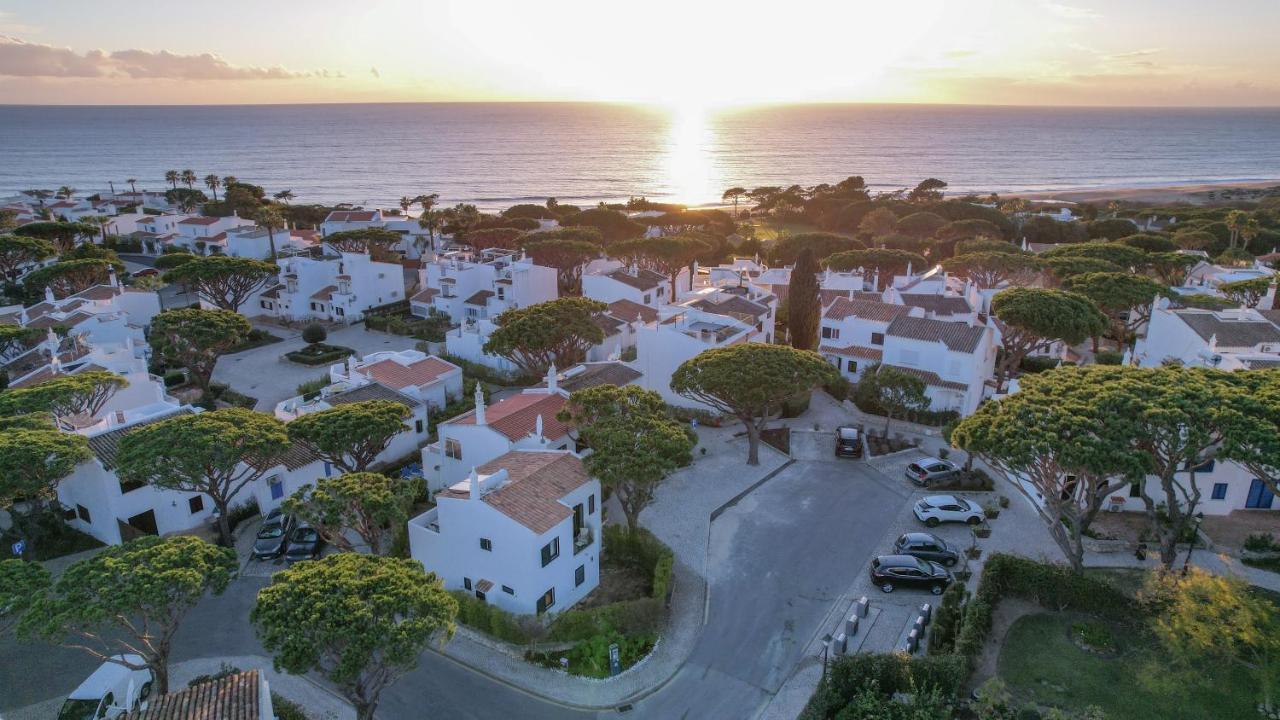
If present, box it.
[899,294,972,315]
[883,364,970,392]
[541,362,643,392]
[447,391,569,441]
[820,289,854,308]
[592,313,625,336]
[358,356,458,390]
[820,345,883,361]
[248,441,322,472]
[886,315,987,354]
[689,295,769,320]
[70,285,122,301]
[1176,311,1280,347]
[326,382,422,408]
[607,299,658,324]
[823,297,909,323]
[87,408,194,470]
[178,216,221,226]
[310,285,337,301]
[128,669,263,720]
[464,290,495,306]
[411,287,439,303]
[606,267,666,291]
[441,451,591,534]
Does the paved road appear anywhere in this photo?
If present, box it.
[0,459,905,719]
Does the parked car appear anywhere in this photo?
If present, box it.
[130,268,159,278]
[905,457,958,487]
[868,555,953,595]
[913,495,984,527]
[252,510,295,560]
[893,532,960,566]
[834,425,863,458]
[58,655,153,720]
[285,523,324,562]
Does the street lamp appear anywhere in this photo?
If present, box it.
[1182,512,1205,575]
[820,633,833,682]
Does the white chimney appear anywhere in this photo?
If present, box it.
[469,467,480,500]
[1264,281,1278,311]
[535,413,544,441]
[44,286,55,303]
[108,266,119,288]
[474,384,486,425]
[546,362,558,394]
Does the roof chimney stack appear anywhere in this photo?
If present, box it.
[546,362,557,394]
[535,414,544,442]
[474,384,486,425]
[44,286,56,303]
[469,467,480,500]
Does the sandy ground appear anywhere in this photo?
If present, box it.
[1009,179,1280,206]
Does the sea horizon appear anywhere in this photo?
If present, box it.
[4,102,1279,211]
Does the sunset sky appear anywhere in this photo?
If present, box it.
[1,0,1278,107]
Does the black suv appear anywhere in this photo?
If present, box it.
[893,532,960,567]
[253,509,295,560]
[868,554,953,595]
[834,426,863,458]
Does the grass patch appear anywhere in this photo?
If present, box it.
[998,612,1260,720]
[1082,567,1149,598]
[285,343,355,366]
[2,520,104,561]
[1244,556,1280,574]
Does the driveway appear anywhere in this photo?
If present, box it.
[629,458,908,718]
[211,325,421,411]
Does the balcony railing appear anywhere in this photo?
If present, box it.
[574,525,593,555]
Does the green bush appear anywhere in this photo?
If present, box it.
[804,653,967,720]
[953,599,993,659]
[780,391,811,418]
[526,630,657,678]
[284,344,354,366]
[850,392,959,427]
[163,369,186,387]
[440,354,528,386]
[225,498,260,532]
[449,590,530,645]
[1070,621,1116,651]
[301,323,327,344]
[1093,350,1123,366]
[295,375,329,399]
[976,554,1132,619]
[1020,355,1075,374]
[272,693,311,720]
[1244,532,1280,553]
[927,583,967,655]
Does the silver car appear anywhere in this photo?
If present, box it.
[905,457,958,487]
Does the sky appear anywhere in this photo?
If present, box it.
[1,0,1278,107]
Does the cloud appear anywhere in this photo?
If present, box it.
[1042,1,1100,20]
[370,66,380,78]
[1106,48,1161,61]
[0,35,323,80]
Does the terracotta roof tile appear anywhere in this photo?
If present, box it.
[820,345,883,361]
[178,216,220,226]
[440,451,591,534]
[128,669,262,720]
[448,392,569,441]
[411,287,439,303]
[357,356,458,390]
[605,267,665,291]
[823,297,909,323]
[87,408,194,470]
[886,315,987,353]
[325,210,378,222]
[899,294,972,315]
[464,290,495,306]
[883,364,969,392]
[310,285,338,301]
[326,382,422,408]
[607,299,658,323]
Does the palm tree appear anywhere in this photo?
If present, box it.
[1225,210,1252,250]
[222,175,238,187]
[57,185,76,200]
[399,196,414,214]
[91,215,110,243]
[1241,216,1261,252]
[126,178,138,194]
[273,190,295,205]
[255,206,285,261]
[180,170,197,189]
[414,194,441,253]
[204,175,221,201]
[165,170,179,189]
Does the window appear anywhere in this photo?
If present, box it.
[846,360,858,373]
[1185,459,1216,474]
[323,462,333,477]
[871,332,884,346]
[188,496,204,514]
[540,537,560,567]
[1129,482,1142,498]
[76,504,91,523]
[310,302,319,311]
[463,577,472,591]
[588,494,596,515]
[63,507,77,521]
[502,585,515,595]
[335,307,345,317]
[270,480,284,500]
[475,589,486,601]
[643,293,651,304]
[821,327,840,340]
[575,565,585,587]
[1211,483,1229,500]
[480,538,492,551]
[536,587,556,614]
[445,438,462,460]
[415,419,424,433]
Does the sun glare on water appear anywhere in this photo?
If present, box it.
[663,104,717,207]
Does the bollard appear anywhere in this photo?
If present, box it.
[845,614,859,636]
[906,629,919,653]
[856,596,869,618]
[919,603,931,624]
[914,616,925,635]
[833,632,847,655]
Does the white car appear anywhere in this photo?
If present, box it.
[58,655,153,720]
[913,495,984,527]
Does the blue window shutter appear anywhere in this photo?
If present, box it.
[270,480,284,500]
[1211,483,1228,500]
[324,461,332,477]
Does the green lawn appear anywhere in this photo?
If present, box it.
[998,612,1262,720]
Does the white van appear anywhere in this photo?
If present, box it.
[57,655,154,720]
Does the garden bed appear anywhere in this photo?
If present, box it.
[864,432,917,457]
[285,343,355,366]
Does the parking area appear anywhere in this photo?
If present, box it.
[210,324,421,411]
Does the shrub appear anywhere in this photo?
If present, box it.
[225,498,260,532]
[301,323,327,344]
[272,693,311,720]
[806,653,967,719]
[1020,355,1073,374]
[983,505,1000,519]
[998,495,1011,509]
[440,353,526,386]
[449,590,531,645]
[1244,533,1280,553]
[976,554,1132,618]
[163,369,186,387]
[284,344,354,366]
[927,583,967,655]
[295,375,329,399]
[780,391,811,418]
[1093,350,1123,365]
[1070,621,1116,651]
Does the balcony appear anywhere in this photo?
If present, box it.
[410,507,440,534]
[573,525,593,555]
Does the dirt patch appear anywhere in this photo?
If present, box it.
[1090,512,1149,544]
[575,564,651,610]
[1201,511,1280,554]
[968,597,1040,691]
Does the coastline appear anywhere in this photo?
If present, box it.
[1004,179,1280,206]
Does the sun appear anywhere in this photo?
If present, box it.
[663,102,717,206]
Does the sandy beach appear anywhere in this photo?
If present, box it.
[1008,179,1280,206]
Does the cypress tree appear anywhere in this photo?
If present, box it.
[788,247,821,350]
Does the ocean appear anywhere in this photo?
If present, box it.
[2,103,1279,211]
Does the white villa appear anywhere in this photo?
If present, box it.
[408,449,601,615]
[255,249,405,323]
[412,248,557,324]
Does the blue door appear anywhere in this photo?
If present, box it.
[1246,479,1276,509]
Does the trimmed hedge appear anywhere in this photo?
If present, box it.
[548,526,674,642]
[284,343,354,366]
[802,653,967,720]
[450,590,531,645]
[975,553,1133,618]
